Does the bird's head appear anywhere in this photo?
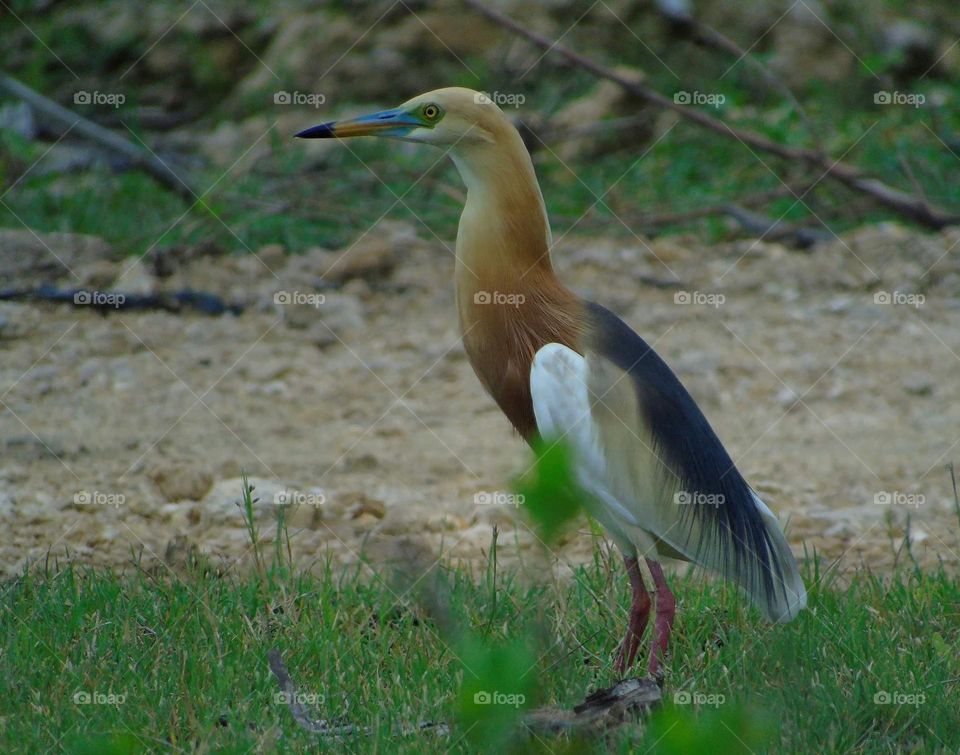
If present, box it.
[295,87,508,149]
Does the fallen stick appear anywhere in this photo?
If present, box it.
[267,647,661,739]
[0,72,198,201]
[0,285,242,315]
[464,0,960,230]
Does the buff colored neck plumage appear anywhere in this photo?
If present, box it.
[451,117,583,439]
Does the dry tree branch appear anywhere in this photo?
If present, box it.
[0,72,198,201]
[464,0,960,229]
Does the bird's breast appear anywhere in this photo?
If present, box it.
[457,283,586,441]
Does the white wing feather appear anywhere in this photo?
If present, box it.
[530,342,806,622]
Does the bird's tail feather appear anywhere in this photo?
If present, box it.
[743,496,806,622]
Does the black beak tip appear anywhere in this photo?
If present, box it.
[295,122,335,139]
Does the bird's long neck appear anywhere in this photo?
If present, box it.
[451,128,583,438]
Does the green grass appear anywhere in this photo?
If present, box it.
[2,493,958,753]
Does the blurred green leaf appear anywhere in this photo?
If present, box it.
[514,439,583,544]
[644,704,774,755]
[455,633,540,750]
[66,733,144,755]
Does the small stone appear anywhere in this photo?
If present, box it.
[74,259,121,290]
[775,386,802,411]
[347,496,386,520]
[256,243,287,271]
[149,462,214,502]
[115,258,156,295]
[352,512,381,529]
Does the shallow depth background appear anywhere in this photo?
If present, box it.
[2,0,960,579]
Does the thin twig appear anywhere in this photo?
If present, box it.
[947,462,960,531]
[653,0,822,149]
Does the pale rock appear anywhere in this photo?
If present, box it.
[347,496,387,520]
[149,461,214,502]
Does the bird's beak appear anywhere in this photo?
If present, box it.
[294,108,422,140]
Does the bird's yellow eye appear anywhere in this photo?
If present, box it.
[422,103,442,122]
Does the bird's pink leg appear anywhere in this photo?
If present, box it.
[645,558,676,677]
[614,556,651,674]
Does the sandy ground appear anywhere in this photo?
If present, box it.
[2,220,960,581]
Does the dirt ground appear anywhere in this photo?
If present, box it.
[2,219,959,581]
